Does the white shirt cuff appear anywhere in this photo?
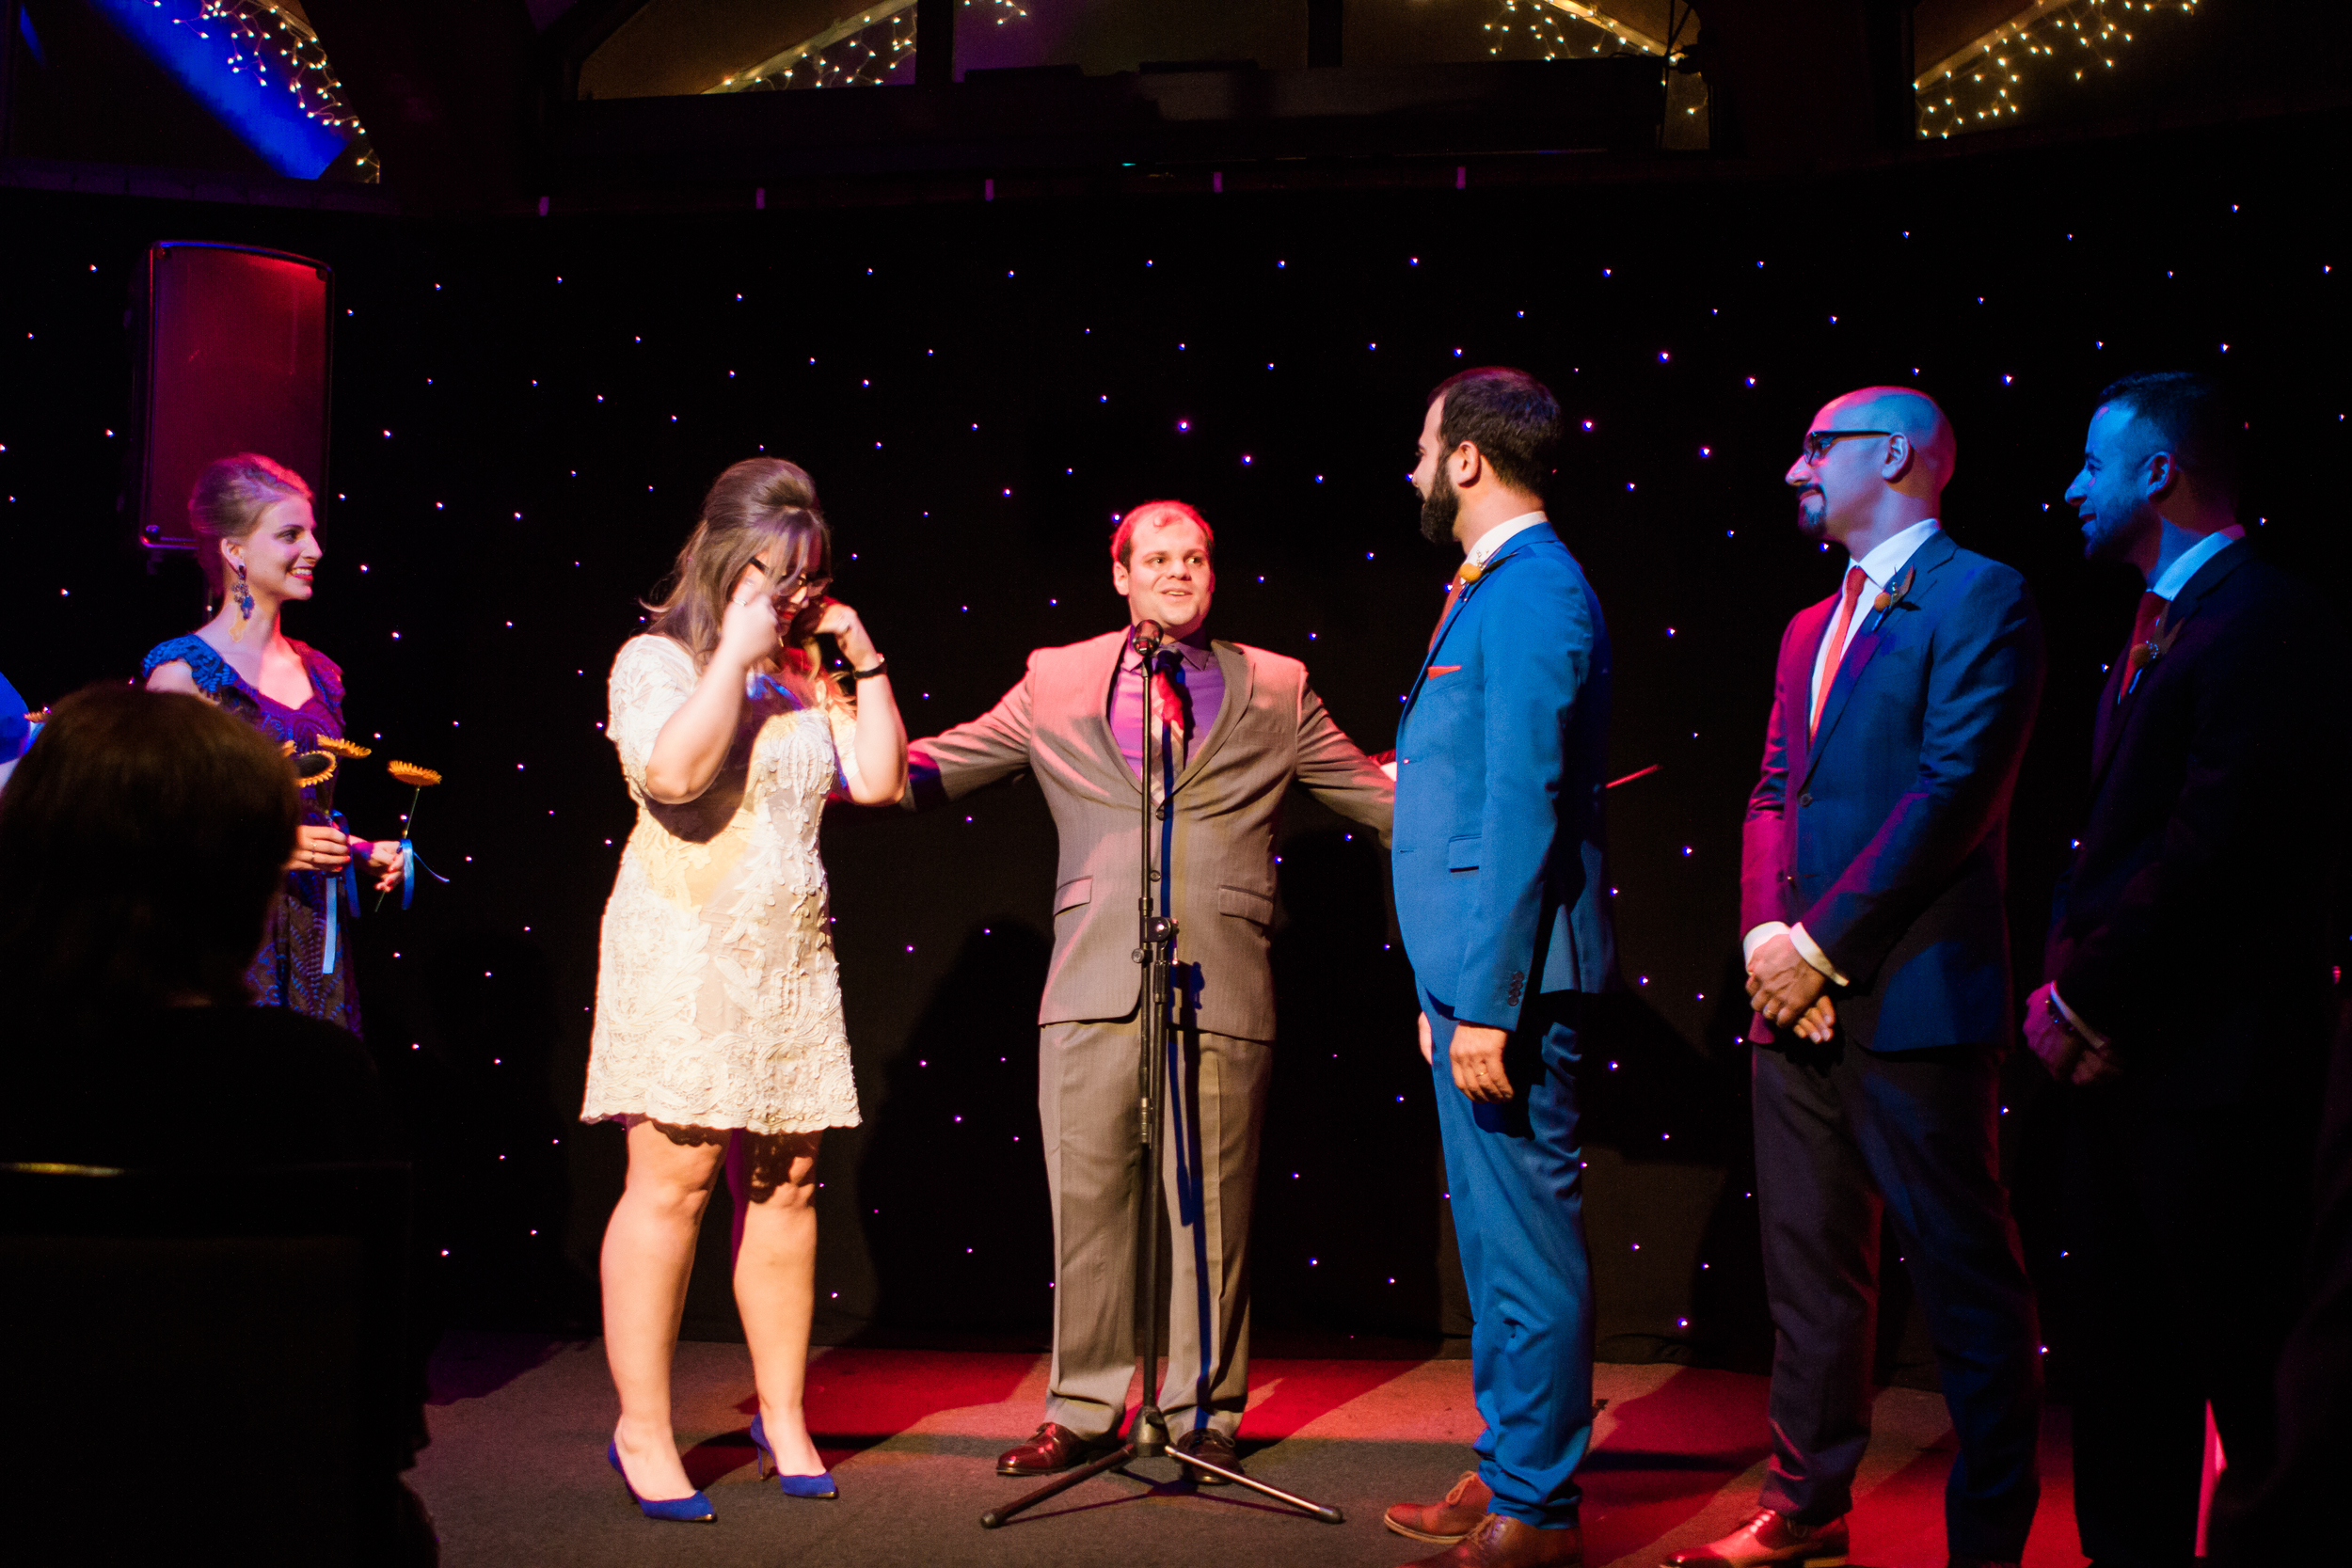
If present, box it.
[2048,985,2109,1050]
[1741,922,1789,962]
[1788,924,1851,988]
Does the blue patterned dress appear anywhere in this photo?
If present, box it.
[140,634,365,1037]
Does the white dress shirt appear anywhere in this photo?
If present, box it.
[2046,522,2247,1044]
[1746,518,1944,986]
[1464,510,1548,571]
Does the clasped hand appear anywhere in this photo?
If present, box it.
[2020,981,2122,1087]
[1746,931,1837,1044]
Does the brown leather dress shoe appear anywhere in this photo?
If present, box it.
[994,1421,1109,1477]
[1171,1426,1242,1484]
[1664,1509,1850,1568]
[1385,1470,1496,1544]
[1401,1513,1581,1568]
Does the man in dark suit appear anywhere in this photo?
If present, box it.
[2025,372,2344,1568]
[1380,367,1613,1568]
[1678,388,2046,1568]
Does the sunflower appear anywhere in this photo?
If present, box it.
[291,751,338,785]
[388,761,443,787]
[316,736,373,759]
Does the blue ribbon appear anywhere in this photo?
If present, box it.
[321,810,362,975]
[400,838,451,911]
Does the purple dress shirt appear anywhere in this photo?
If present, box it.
[1107,633,1224,781]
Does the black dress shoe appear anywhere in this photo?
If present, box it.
[1171,1426,1242,1484]
[996,1422,1109,1477]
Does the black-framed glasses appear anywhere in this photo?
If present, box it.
[750,556,832,599]
[1801,429,1894,463]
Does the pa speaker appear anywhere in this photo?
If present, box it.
[134,242,333,559]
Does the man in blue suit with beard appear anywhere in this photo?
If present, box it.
[1380,367,1614,1568]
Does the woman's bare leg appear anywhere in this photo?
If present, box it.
[734,1130,826,1476]
[601,1118,727,1501]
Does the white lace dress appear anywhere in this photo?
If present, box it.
[580,634,863,1134]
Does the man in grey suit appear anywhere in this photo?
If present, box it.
[904,499,1394,1480]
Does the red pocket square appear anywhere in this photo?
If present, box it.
[1426,664,1462,677]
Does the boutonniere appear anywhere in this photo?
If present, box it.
[1458,558,1486,585]
[1869,566,1916,615]
[2138,610,2185,669]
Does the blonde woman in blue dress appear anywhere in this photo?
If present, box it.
[582,458,906,1520]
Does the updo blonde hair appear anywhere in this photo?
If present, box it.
[645,458,832,670]
[187,453,313,597]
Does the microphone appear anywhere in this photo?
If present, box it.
[1131,619,1165,657]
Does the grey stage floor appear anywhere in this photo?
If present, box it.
[410,1333,2085,1568]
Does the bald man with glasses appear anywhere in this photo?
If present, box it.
[1671,388,2047,1568]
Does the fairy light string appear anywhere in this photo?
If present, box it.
[1916,0,2202,139]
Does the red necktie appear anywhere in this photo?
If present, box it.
[1426,571,1469,653]
[2118,590,2168,703]
[1148,654,1188,760]
[1808,565,1867,738]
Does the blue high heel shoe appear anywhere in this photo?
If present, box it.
[607,1441,716,1522]
[749,1415,838,1499]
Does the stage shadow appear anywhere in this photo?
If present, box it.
[424,1329,568,1404]
[1581,1368,1773,1556]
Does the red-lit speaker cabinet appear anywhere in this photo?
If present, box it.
[134,242,333,562]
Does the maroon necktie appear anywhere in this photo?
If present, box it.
[1809,566,1867,738]
[2118,590,2168,703]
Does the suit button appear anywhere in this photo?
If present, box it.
[1798,792,1812,807]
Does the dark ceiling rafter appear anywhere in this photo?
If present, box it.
[540,0,663,100]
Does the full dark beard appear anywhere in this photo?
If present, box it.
[1419,467,1459,545]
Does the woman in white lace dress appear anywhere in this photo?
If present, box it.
[583,458,905,1518]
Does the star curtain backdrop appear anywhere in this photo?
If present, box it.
[2,118,2345,1377]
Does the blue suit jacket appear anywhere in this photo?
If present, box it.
[1392,523,1616,1030]
[1739,529,2043,1053]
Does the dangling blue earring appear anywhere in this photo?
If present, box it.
[230,561,255,638]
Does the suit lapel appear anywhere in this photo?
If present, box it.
[2084,536,2252,797]
[1401,529,1549,724]
[1085,631,1143,796]
[1800,531,1956,791]
[1169,642,1254,795]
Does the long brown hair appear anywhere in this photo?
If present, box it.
[644,459,831,670]
[188,452,312,598]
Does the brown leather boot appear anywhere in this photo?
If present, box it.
[1664,1509,1850,1568]
[1385,1470,1495,1544]
[1400,1513,1582,1568]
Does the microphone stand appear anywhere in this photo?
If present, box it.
[981,623,1343,1531]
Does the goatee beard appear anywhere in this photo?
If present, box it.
[1419,469,1459,546]
[1795,491,1828,541]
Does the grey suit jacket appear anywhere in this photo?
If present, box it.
[906,629,1394,1042]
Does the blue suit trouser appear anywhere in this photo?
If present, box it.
[1751,1037,2042,1558]
[1421,983,1595,1529]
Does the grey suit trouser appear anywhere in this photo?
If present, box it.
[1039,1018,1270,1440]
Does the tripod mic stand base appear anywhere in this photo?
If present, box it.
[977,1431,1349,1530]
[1165,1449,1346,1525]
